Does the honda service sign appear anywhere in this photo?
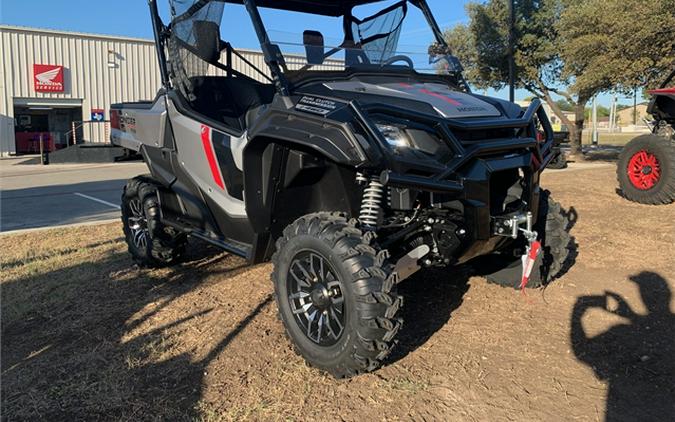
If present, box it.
[34,64,65,93]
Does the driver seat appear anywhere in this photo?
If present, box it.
[190,76,274,131]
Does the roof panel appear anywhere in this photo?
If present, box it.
[224,0,390,16]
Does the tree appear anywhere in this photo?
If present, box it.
[444,0,675,158]
[555,99,574,112]
[585,105,610,120]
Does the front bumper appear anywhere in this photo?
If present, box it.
[369,100,554,262]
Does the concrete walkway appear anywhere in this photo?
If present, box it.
[0,157,617,233]
[1,158,147,232]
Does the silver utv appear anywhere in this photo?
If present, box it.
[115,0,571,378]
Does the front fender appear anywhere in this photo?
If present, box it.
[246,109,372,166]
[243,138,362,257]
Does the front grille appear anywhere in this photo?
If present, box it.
[451,127,520,143]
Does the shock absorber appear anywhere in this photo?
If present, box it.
[358,174,384,229]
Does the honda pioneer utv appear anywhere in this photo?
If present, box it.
[112,0,571,377]
[617,70,675,205]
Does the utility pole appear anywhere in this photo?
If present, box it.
[609,94,617,132]
[508,0,516,102]
[633,89,637,126]
[592,96,598,147]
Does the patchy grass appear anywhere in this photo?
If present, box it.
[2,166,674,421]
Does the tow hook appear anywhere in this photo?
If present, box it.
[492,212,541,289]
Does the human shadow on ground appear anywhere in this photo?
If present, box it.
[1,239,270,421]
[385,267,470,365]
[570,271,675,422]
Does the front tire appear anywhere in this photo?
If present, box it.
[272,213,402,378]
[617,134,674,205]
[121,176,187,267]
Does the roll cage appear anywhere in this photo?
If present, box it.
[148,0,453,96]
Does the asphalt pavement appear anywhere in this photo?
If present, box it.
[1,158,148,233]
[0,156,615,234]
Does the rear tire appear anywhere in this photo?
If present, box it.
[484,190,571,288]
[272,212,402,378]
[121,176,187,267]
[617,135,674,205]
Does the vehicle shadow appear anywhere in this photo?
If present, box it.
[581,145,624,162]
[570,271,675,421]
[564,145,627,163]
[0,239,269,421]
[385,267,470,365]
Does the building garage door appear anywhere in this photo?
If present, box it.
[12,98,83,154]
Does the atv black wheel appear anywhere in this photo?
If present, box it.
[547,150,568,169]
[617,135,674,205]
[121,176,186,267]
[272,212,402,378]
[484,190,571,288]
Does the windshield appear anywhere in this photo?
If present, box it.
[266,0,460,75]
[165,0,463,96]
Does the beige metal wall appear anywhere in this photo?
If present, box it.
[0,26,162,155]
[0,25,284,156]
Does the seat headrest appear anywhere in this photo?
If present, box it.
[193,20,221,64]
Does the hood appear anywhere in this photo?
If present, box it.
[323,81,502,119]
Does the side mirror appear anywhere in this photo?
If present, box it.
[303,30,325,65]
[428,43,464,73]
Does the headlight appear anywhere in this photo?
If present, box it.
[375,121,454,160]
[375,123,412,148]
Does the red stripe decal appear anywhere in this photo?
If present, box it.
[419,88,462,106]
[201,125,225,190]
[531,153,541,170]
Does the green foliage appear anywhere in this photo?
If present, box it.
[555,99,574,112]
[444,0,675,99]
[584,105,611,120]
[443,0,675,154]
[445,0,562,94]
[559,0,675,95]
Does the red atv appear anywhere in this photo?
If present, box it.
[617,71,675,204]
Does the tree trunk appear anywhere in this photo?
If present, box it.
[528,83,589,161]
[569,102,586,160]
[542,93,574,132]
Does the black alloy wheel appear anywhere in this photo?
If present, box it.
[287,251,345,346]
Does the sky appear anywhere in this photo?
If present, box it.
[0,0,636,106]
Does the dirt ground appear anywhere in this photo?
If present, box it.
[1,164,674,421]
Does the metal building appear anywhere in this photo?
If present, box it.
[0,25,271,157]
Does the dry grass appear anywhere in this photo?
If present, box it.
[2,165,674,421]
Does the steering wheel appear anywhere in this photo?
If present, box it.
[381,55,414,68]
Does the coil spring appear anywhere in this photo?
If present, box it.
[359,176,384,228]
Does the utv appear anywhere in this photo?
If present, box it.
[112,0,571,377]
[617,70,675,205]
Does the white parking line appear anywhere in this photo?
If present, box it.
[74,192,121,210]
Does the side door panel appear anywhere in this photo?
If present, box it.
[166,98,254,244]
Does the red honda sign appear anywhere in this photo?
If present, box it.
[34,64,64,92]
